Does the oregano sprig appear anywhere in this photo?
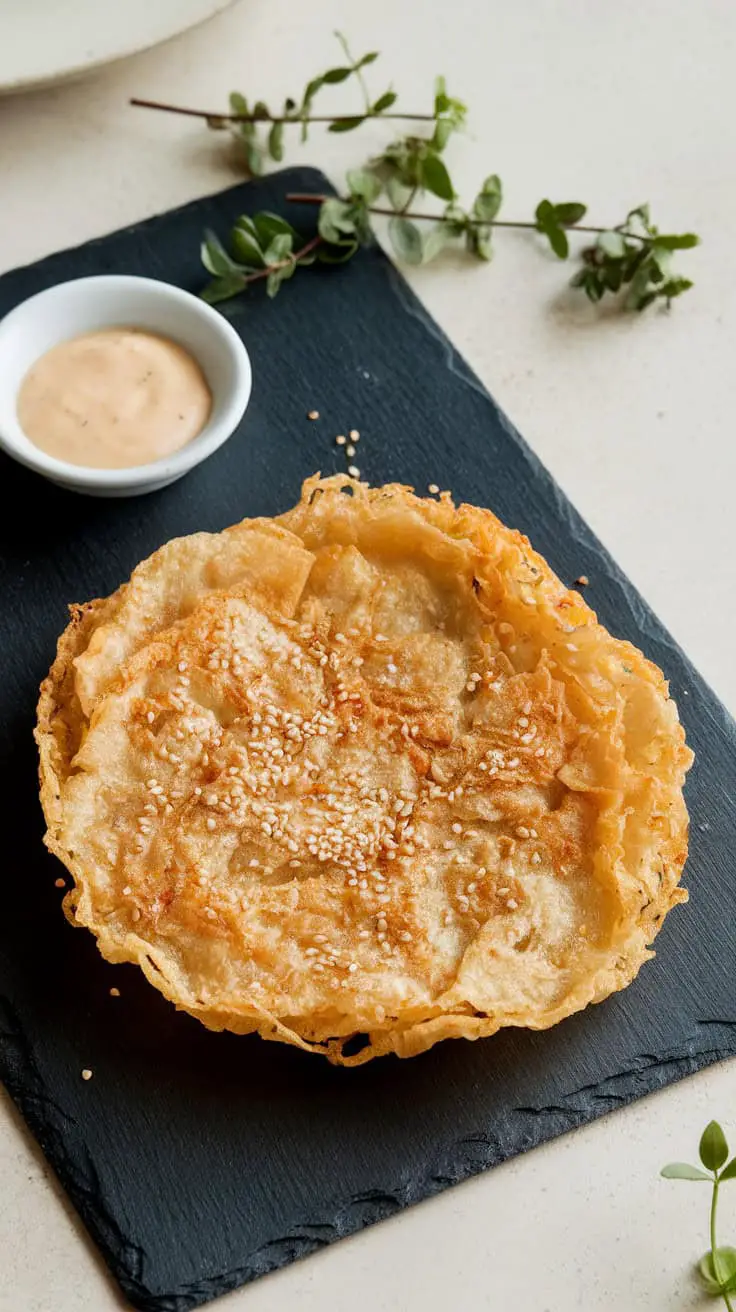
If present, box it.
[131,31,429,176]
[662,1120,736,1308]
[134,30,698,311]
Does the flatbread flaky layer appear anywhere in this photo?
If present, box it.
[36,475,692,1064]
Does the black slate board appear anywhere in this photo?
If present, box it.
[1,167,734,1312]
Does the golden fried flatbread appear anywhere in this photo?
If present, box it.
[36,475,692,1064]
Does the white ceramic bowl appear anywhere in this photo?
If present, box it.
[0,275,252,496]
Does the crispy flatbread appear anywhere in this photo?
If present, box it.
[36,476,692,1064]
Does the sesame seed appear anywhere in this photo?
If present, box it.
[81,1069,93,1081]
[55,877,65,888]
[349,429,360,440]
[348,465,360,478]
[122,886,132,896]
[451,822,462,835]
[516,826,530,839]
[206,817,216,831]
[575,575,589,586]
[507,898,518,910]
[358,929,370,940]
[349,963,358,973]
[566,642,578,652]
[109,987,120,998]
[308,410,320,420]
[428,483,439,495]
[146,710,155,724]
[336,434,346,446]
[531,852,542,865]
[346,443,356,457]
[131,909,141,922]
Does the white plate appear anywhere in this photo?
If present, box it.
[0,0,236,94]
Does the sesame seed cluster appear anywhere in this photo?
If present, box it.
[37,475,692,1064]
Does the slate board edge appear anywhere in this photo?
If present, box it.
[1,168,734,1311]
[3,990,734,1312]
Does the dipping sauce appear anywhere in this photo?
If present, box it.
[17,328,212,469]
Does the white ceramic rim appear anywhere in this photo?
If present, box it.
[0,275,252,491]
[0,0,238,96]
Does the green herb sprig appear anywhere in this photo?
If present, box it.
[131,32,699,313]
[662,1120,736,1308]
[131,31,437,176]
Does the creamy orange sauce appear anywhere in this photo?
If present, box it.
[17,328,212,469]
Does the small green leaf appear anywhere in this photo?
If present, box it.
[357,51,379,67]
[284,97,296,113]
[328,116,366,133]
[434,75,449,114]
[535,199,555,225]
[200,273,246,305]
[206,115,227,131]
[266,270,285,299]
[432,118,453,152]
[301,76,324,110]
[473,175,503,223]
[661,1162,712,1181]
[229,92,248,116]
[661,277,694,303]
[252,212,300,246]
[700,1122,729,1172]
[245,141,263,175]
[386,176,412,211]
[422,223,456,263]
[318,198,357,243]
[442,204,469,236]
[200,232,242,277]
[597,230,626,259]
[545,224,569,259]
[583,274,605,302]
[602,261,624,292]
[698,1249,736,1295]
[626,203,652,232]
[268,120,284,161]
[388,215,424,264]
[263,233,293,265]
[421,154,454,201]
[322,66,354,84]
[467,224,493,262]
[719,1156,736,1183]
[654,232,700,250]
[552,201,587,225]
[252,100,269,120]
[372,90,397,113]
[317,239,359,264]
[230,222,265,267]
[346,168,382,203]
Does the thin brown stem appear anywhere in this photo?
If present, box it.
[284,192,646,238]
[129,97,433,124]
[236,234,323,286]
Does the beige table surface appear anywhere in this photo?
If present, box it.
[1,2,734,1308]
